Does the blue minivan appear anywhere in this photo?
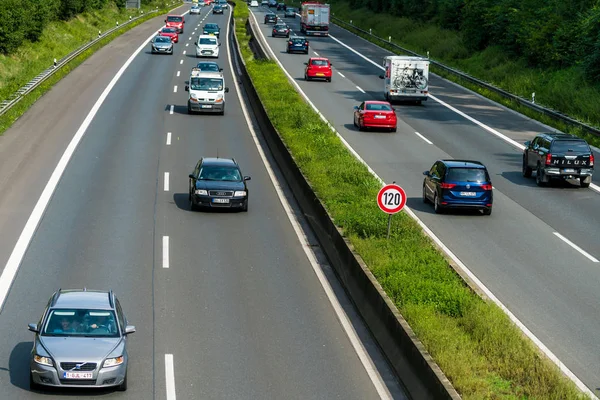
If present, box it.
[422,159,493,215]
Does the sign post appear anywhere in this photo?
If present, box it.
[377,182,407,239]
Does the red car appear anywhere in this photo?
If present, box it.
[353,101,397,132]
[158,27,179,43]
[304,57,332,82]
[165,14,184,33]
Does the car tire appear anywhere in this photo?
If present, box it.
[391,127,397,132]
[422,185,429,203]
[581,177,591,188]
[482,208,492,216]
[434,194,444,214]
[117,373,127,391]
[358,122,364,131]
[353,117,357,127]
[190,197,198,211]
[536,166,546,187]
[242,200,248,212]
[522,156,532,178]
[305,74,309,81]
[30,372,41,391]
[305,50,309,54]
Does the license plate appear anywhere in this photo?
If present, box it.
[316,73,324,76]
[460,192,476,196]
[374,115,386,119]
[402,90,416,93]
[212,198,229,203]
[563,168,576,173]
[63,372,93,379]
[201,104,212,108]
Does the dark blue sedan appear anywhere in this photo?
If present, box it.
[422,159,493,215]
[286,36,309,54]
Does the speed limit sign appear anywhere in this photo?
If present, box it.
[377,184,407,214]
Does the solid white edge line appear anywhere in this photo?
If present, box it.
[0,6,189,314]
[170,105,174,114]
[166,132,172,145]
[164,172,170,191]
[162,236,170,269]
[255,12,599,400]
[165,354,176,399]
[246,11,392,399]
[553,232,599,263]
[414,131,433,145]
[173,85,178,93]
[337,71,345,78]
[356,85,365,93]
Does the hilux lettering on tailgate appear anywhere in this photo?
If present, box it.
[551,159,590,166]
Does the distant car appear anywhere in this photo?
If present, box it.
[261,0,269,5]
[264,13,277,24]
[204,0,211,5]
[284,7,296,17]
[28,289,136,391]
[203,22,221,38]
[196,61,223,72]
[250,0,259,6]
[423,160,493,215]
[277,2,286,10]
[353,101,397,132]
[304,57,332,81]
[219,0,229,8]
[286,35,309,53]
[268,0,277,6]
[158,26,179,43]
[213,4,223,13]
[272,22,290,37]
[165,14,184,33]
[150,35,174,54]
[189,158,251,211]
[522,132,594,187]
[190,5,201,13]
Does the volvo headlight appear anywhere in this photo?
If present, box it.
[34,355,53,367]
[195,189,208,195]
[103,356,124,368]
[234,191,247,197]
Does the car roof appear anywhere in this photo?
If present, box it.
[52,289,113,310]
[204,23,219,27]
[539,132,583,141]
[309,57,329,61]
[364,100,390,105]
[167,14,183,17]
[290,35,306,39]
[201,157,238,167]
[440,159,486,169]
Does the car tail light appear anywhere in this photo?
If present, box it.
[288,41,293,45]
[545,153,552,165]
[480,184,493,190]
[305,42,308,46]
[440,183,456,189]
[590,153,594,166]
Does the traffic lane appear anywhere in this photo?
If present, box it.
[0,5,189,298]
[251,13,600,389]
[150,10,391,399]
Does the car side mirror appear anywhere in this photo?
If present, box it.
[225,87,229,93]
[28,323,38,333]
[378,75,384,79]
[189,174,195,179]
[219,43,221,46]
[353,106,359,110]
[423,171,430,176]
[164,19,167,22]
[185,85,189,91]
[219,68,223,71]
[194,41,197,45]
[244,176,251,181]
[524,141,530,147]
[125,325,136,335]
[392,107,396,111]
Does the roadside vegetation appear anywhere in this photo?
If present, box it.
[0,0,180,135]
[232,1,589,398]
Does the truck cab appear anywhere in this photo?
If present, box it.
[185,68,229,115]
[379,55,429,104]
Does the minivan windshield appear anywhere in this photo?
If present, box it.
[199,38,217,45]
[551,140,590,153]
[167,16,183,22]
[42,309,119,337]
[190,77,223,91]
[446,167,488,182]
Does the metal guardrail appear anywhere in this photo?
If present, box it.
[330,16,600,137]
[0,7,167,118]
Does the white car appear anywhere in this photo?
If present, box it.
[250,0,259,6]
[195,35,220,58]
[261,0,268,5]
[190,5,201,13]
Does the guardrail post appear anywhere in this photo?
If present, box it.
[130,16,132,20]
[369,28,372,35]
[388,36,391,42]
[532,92,536,104]
[350,19,352,24]
[116,21,119,26]
[98,30,101,37]
[427,51,430,59]
[53,58,57,68]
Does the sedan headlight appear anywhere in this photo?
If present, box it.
[103,356,124,368]
[34,355,53,367]
[234,191,247,197]
[195,189,208,195]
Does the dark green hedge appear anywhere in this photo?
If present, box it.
[354,0,600,80]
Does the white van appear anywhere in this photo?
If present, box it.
[379,55,429,104]
[185,67,229,115]
[195,35,220,58]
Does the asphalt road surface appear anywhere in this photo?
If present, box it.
[251,5,600,393]
[0,4,407,399]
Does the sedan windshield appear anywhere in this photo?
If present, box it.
[205,24,218,30]
[167,16,183,22]
[42,309,119,337]
[199,166,242,181]
[366,103,392,111]
[446,168,488,182]
[190,77,223,91]
[199,38,217,45]
[155,36,171,43]
[291,38,305,44]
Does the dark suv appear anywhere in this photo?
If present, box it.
[522,133,594,187]
[423,160,493,215]
[188,158,251,211]
[264,13,277,24]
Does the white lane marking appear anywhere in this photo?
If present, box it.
[165,354,176,399]
[259,19,599,399]
[313,51,319,56]
[337,71,345,78]
[173,85,178,93]
[356,85,365,93]
[553,232,599,263]
[177,70,180,77]
[244,11,393,400]
[166,132,172,145]
[186,43,189,47]
[189,36,192,40]
[170,105,174,115]
[0,6,189,313]
[182,50,186,55]
[162,236,170,269]
[414,131,433,145]
[164,172,170,191]
[180,59,184,64]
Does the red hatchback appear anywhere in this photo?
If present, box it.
[158,27,179,43]
[165,14,184,33]
[304,57,332,82]
[353,101,397,132]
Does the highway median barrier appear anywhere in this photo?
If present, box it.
[230,1,591,399]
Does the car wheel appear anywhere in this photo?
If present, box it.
[190,196,198,211]
[305,74,309,81]
[117,373,127,391]
[30,372,41,391]
[522,156,532,178]
[482,208,492,216]
[391,127,397,132]
[305,50,309,54]
[353,115,357,127]
[433,194,444,214]
[580,176,591,188]
[242,199,248,212]
[422,185,429,203]
[535,166,546,187]
[187,104,192,114]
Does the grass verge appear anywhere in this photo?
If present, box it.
[232,1,589,399]
[311,0,600,149]
[0,0,182,135]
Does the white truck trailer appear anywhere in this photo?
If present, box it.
[300,2,330,36]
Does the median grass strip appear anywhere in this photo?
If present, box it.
[308,0,600,149]
[0,1,181,135]
[232,1,587,399]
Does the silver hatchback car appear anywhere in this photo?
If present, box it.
[28,289,135,391]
